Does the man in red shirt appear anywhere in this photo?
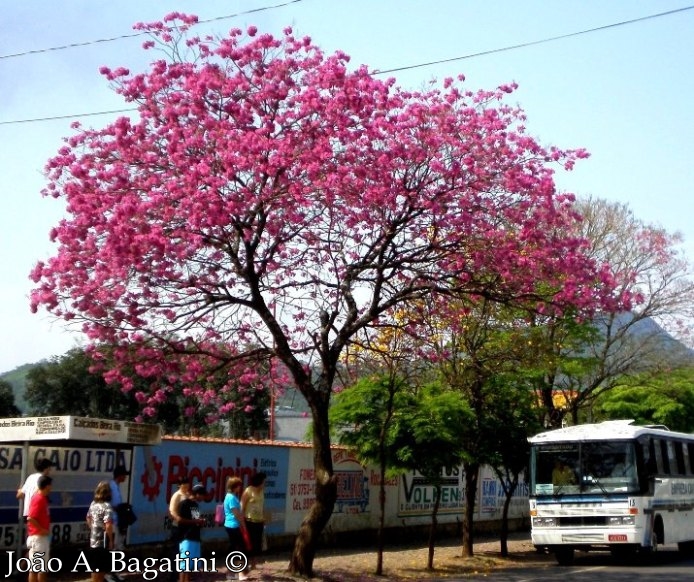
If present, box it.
[27,475,52,582]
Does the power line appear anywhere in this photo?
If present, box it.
[0,108,135,126]
[374,4,694,75]
[0,0,306,60]
[1,4,692,126]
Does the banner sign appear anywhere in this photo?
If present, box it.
[128,439,290,544]
[0,445,131,549]
[398,467,464,516]
[0,416,160,445]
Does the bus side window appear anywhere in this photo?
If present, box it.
[688,443,694,474]
[643,439,657,475]
[653,439,666,474]
[675,442,686,475]
[661,440,672,474]
[665,440,677,474]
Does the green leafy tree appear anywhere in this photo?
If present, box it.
[421,296,538,557]
[25,348,144,420]
[332,376,471,572]
[592,367,694,432]
[24,347,270,436]
[0,380,21,417]
[485,375,541,556]
[330,374,410,575]
[332,313,428,575]
[390,382,473,570]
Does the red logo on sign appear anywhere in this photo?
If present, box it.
[141,455,164,501]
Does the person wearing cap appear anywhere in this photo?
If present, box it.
[108,465,130,555]
[27,475,52,582]
[176,484,207,582]
[17,457,56,521]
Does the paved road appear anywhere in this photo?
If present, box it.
[462,548,694,582]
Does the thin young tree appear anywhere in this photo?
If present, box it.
[329,374,409,576]
[390,382,473,570]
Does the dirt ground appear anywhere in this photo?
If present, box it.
[58,531,553,581]
[252,531,552,581]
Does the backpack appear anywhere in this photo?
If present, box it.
[115,503,138,529]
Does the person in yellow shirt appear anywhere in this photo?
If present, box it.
[552,460,576,486]
[241,472,267,569]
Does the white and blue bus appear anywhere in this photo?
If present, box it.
[529,420,694,565]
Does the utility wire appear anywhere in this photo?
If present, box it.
[0,108,136,126]
[0,0,306,60]
[1,3,692,126]
[375,4,694,75]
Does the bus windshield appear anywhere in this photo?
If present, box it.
[531,440,639,496]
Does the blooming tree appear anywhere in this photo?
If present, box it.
[30,14,617,575]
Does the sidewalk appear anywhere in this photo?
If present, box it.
[249,531,550,581]
[58,531,551,581]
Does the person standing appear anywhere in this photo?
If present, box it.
[108,465,130,550]
[106,465,130,582]
[176,484,207,582]
[86,481,115,582]
[26,475,52,582]
[168,477,190,582]
[241,472,267,569]
[17,458,56,521]
[224,477,250,581]
[169,476,191,540]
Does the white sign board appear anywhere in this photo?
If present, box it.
[0,416,161,445]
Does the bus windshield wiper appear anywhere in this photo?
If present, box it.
[583,473,607,494]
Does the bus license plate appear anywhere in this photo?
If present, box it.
[608,534,628,542]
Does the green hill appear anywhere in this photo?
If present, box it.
[0,362,42,414]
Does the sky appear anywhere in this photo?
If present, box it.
[1,0,693,374]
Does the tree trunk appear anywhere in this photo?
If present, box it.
[376,380,397,576]
[427,484,441,570]
[288,398,337,577]
[499,481,516,557]
[491,468,520,558]
[461,462,479,557]
[376,458,386,575]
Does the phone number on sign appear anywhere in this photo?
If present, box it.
[0,523,87,548]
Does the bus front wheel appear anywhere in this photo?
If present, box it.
[642,517,663,557]
[555,547,575,566]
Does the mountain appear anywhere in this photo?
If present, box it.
[607,312,694,362]
[0,361,44,414]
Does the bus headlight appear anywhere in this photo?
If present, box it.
[607,516,635,526]
[532,517,557,527]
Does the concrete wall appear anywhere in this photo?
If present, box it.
[0,437,528,550]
